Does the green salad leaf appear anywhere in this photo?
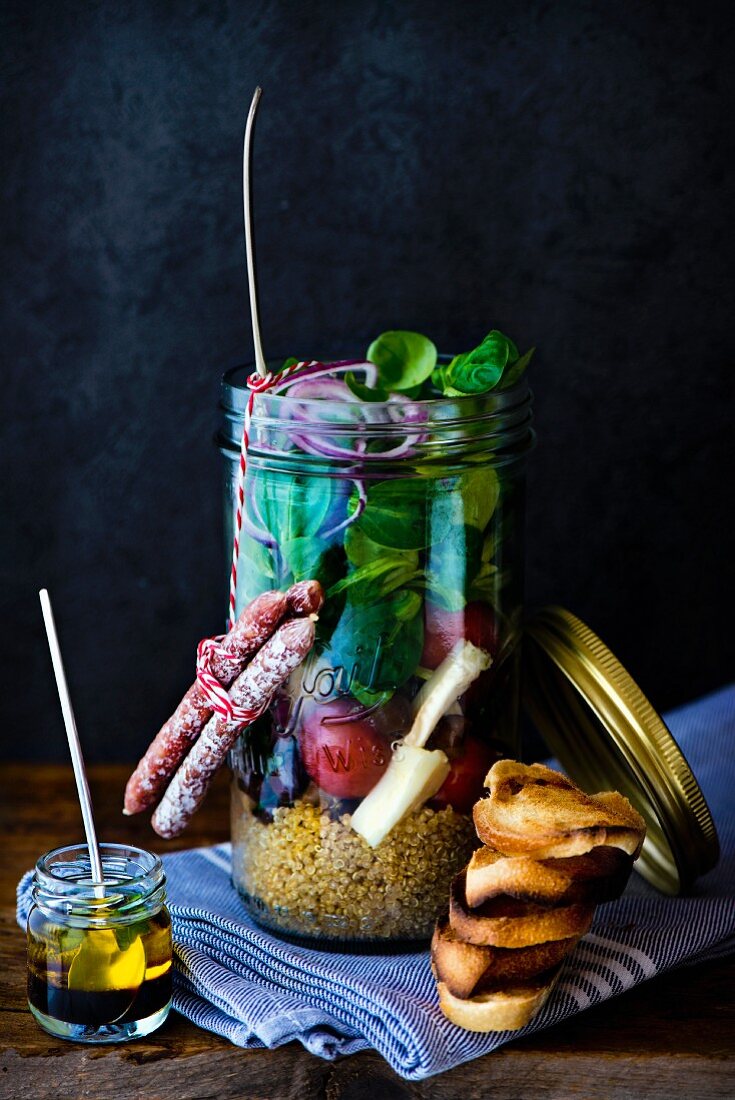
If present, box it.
[499,345,534,389]
[468,561,500,605]
[462,466,501,530]
[282,326,532,400]
[430,362,451,392]
[280,536,327,583]
[366,331,438,393]
[442,330,534,395]
[237,538,278,606]
[327,556,420,604]
[325,589,424,706]
[428,467,500,534]
[337,526,421,602]
[254,470,336,544]
[344,370,390,402]
[239,471,349,607]
[344,525,394,566]
[349,478,430,550]
[422,523,483,611]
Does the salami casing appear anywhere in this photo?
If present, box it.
[151,616,316,838]
[123,589,288,814]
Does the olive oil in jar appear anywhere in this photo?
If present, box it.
[27,908,172,1027]
[27,843,172,1042]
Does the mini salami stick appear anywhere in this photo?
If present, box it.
[209,589,291,681]
[286,578,324,616]
[123,589,288,815]
[151,616,315,838]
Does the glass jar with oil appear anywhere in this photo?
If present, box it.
[27,843,172,1042]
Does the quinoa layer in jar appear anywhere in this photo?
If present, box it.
[230,786,475,940]
[220,353,534,945]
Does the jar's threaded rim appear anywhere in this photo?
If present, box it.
[220,357,532,417]
[35,842,164,892]
[218,358,535,473]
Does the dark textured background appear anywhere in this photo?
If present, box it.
[2,0,733,762]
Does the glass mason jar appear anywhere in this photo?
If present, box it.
[218,360,534,945]
[27,843,172,1042]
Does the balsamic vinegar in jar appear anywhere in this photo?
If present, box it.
[27,901,172,1027]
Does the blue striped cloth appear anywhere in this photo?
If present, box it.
[18,685,735,1079]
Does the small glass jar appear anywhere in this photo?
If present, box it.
[27,843,172,1043]
[218,360,534,945]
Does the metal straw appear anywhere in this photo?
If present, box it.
[39,589,105,892]
[243,86,267,378]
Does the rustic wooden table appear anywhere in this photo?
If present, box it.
[1,764,733,1100]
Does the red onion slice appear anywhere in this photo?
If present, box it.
[269,359,377,392]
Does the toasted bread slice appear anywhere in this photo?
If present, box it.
[473,761,646,859]
[449,871,595,948]
[464,844,633,908]
[431,915,580,999]
[435,964,562,1032]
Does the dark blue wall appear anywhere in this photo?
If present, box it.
[2,0,733,761]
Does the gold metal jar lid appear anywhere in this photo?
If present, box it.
[522,607,719,895]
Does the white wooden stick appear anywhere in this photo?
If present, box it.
[39,589,105,894]
[243,86,267,378]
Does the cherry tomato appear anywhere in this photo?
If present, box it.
[431,735,498,814]
[420,601,498,671]
[299,696,409,799]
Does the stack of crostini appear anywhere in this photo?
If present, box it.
[432,761,647,1031]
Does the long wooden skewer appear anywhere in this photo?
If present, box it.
[39,589,105,896]
[243,87,267,378]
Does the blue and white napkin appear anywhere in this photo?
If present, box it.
[18,685,735,1079]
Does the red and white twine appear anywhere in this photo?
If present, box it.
[194,359,319,718]
[194,635,258,724]
[226,360,320,629]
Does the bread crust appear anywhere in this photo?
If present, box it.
[464,844,633,908]
[431,916,579,999]
[430,759,647,1035]
[473,761,646,858]
[435,966,562,1032]
[449,872,595,948]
